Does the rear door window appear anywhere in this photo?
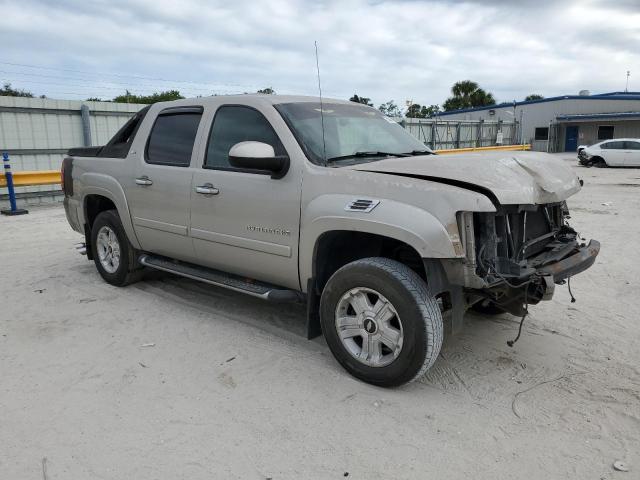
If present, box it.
[146,108,203,166]
[624,141,640,150]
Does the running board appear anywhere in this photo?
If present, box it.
[138,254,303,303]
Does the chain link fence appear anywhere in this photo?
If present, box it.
[400,118,520,150]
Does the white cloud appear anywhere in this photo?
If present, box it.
[1,0,638,106]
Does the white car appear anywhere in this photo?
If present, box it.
[578,138,640,167]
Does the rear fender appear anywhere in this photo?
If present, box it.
[79,173,141,250]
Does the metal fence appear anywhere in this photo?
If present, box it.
[0,96,144,206]
[401,118,520,150]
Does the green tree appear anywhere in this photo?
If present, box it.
[406,103,425,118]
[86,97,106,102]
[0,82,34,97]
[378,100,401,117]
[525,94,544,101]
[349,94,373,106]
[422,104,441,118]
[442,80,495,111]
[112,89,184,104]
[257,87,275,94]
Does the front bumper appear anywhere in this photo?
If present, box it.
[537,239,600,282]
[475,239,600,315]
[578,150,592,164]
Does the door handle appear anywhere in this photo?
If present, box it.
[135,176,153,186]
[195,183,219,195]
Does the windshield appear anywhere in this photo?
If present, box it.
[275,102,431,165]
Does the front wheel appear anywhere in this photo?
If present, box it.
[320,258,443,387]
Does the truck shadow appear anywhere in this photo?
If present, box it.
[133,270,568,393]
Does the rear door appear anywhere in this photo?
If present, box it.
[189,104,302,289]
[126,106,204,261]
[623,141,640,166]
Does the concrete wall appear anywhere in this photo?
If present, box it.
[0,96,144,207]
[438,97,640,151]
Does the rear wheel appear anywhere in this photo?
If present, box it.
[320,257,443,387]
[91,210,142,286]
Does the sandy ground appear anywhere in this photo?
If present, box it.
[1,154,638,479]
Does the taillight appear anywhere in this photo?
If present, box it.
[61,157,73,196]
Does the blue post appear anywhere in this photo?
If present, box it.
[1,152,29,216]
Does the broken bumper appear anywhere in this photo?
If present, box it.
[537,240,600,282]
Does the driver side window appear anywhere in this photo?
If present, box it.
[204,106,285,169]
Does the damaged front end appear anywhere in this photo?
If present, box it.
[460,203,600,316]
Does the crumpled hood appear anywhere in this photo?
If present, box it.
[348,151,581,205]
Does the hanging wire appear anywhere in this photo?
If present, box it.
[567,276,576,303]
[507,286,529,348]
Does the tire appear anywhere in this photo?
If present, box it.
[320,257,443,387]
[592,156,607,168]
[91,209,142,286]
[471,299,506,315]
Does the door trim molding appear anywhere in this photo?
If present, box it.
[133,217,188,236]
[191,228,291,257]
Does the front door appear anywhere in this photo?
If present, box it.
[189,105,301,289]
[601,140,626,166]
[564,126,579,151]
[126,107,203,261]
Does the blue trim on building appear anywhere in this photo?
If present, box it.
[556,111,640,121]
[438,92,640,117]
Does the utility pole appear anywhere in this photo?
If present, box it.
[626,71,631,92]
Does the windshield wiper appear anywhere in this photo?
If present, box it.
[326,151,410,163]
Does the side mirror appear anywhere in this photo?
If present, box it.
[228,141,289,179]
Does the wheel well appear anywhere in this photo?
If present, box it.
[84,195,116,230]
[312,231,426,294]
[591,156,607,167]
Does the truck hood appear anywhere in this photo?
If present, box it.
[349,151,581,205]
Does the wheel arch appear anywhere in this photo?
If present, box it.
[299,197,462,291]
[80,174,141,250]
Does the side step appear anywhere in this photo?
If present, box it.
[138,254,303,303]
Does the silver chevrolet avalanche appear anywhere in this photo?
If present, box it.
[61,95,600,387]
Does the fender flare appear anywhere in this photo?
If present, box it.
[79,173,142,250]
[299,195,461,289]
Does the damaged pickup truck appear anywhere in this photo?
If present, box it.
[62,95,599,387]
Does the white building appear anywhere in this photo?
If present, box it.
[436,91,640,152]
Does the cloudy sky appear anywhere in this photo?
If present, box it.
[2,0,639,107]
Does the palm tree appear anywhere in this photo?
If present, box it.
[443,80,495,111]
